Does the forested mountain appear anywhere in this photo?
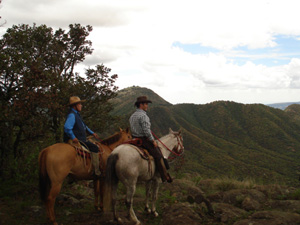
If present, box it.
[112,86,300,185]
[285,104,300,121]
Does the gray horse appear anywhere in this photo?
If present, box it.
[104,128,184,225]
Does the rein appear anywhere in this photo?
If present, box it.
[151,131,184,157]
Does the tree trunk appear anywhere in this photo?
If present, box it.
[13,126,23,158]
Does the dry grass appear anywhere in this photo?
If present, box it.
[197,176,257,194]
[214,177,257,192]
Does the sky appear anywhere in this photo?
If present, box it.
[1,0,300,105]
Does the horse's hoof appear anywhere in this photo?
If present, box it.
[135,221,141,225]
[152,211,159,217]
[116,217,123,224]
[144,207,151,214]
[94,206,103,212]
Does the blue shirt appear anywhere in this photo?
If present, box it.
[64,108,94,140]
[129,109,154,141]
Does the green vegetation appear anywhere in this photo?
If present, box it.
[112,86,300,186]
[1,21,299,225]
[0,23,118,182]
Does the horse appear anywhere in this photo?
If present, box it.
[104,128,184,225]
[38,128,132,225]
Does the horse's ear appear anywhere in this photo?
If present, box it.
[169,128,174,133]
[119,127,123,132]
[178,129,182,135]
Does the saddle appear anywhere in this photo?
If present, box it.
[123,138,153,160]
[67,139,102,174]
[68,136,103,158]
[68,139,92,159]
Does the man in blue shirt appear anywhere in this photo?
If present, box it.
[129,96,172,183]
[64,96,101,177]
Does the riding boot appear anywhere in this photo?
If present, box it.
[156,158,173,183]
[161,158,173,183]
[90,152,101,178]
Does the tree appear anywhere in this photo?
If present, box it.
[0,24,118,173]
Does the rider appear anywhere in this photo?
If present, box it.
[129,96,172,183]
[63,96,101,177]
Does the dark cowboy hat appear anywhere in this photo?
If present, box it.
[69,96,86,106]
[134,96,152,107]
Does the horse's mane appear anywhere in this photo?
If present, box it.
[100,132,122,146]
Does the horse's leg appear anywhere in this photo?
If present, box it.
[112,180,122,224]
[46,182,62,225]
[93,179,100,210]
[144,180,152,214]
[150,179,160,217]
[125,182,140,225]
[99,177,105,211]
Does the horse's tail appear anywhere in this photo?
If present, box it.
[103,153,119,211]
[38,148,51,203]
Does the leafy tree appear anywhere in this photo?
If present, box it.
[0,24,118,174]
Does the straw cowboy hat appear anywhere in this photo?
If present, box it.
[69,96,86,106]
[134,96,152,107]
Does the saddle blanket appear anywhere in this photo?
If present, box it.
[123,139,153,160]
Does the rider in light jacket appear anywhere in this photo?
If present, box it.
[129,96,172,183]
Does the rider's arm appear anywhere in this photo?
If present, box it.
[64,113,76,140]
[84,123,94,135]
[140,114,155,141]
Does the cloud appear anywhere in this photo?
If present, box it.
[1,0,300,104]
[1,0,145,28]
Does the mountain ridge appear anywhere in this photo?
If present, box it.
[111,86,300,185]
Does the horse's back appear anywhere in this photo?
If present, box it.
[113,144,140,156]
[111,144,155,181]
[40,143,78,181]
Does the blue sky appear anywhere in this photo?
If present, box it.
[1,0,300,104]
[173,35,300,67]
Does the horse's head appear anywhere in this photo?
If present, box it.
[119,127,132,142]
[169,128,184,155]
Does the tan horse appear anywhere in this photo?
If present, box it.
[38,128,131,225]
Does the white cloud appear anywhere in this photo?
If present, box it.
[1,0,300,104]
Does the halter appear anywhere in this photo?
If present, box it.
[151,131,184,157]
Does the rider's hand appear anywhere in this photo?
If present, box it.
[153,140,158,147]
[93,133,99,139]
[73,138,79,144]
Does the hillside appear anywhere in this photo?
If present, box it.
[110,86,171,116]
[2,178,300,225]
[285,104,300,121]
[112,86,300,186]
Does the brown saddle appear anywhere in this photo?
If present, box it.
[123,138,153,160]
[67,138,101,160]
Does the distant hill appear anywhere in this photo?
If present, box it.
[267,102,300,110]
[285,104,300,121]
[111,86,300,185]
[110,86,171,116]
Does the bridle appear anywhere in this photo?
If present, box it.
[174,133,184,155]
[151,131,184,157]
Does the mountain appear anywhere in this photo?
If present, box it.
[112,86,300,185]
[110,86,171,116]
[285,104,300,121]
[267,102,300,110]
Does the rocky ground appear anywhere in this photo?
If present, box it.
[1,175,300,225]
